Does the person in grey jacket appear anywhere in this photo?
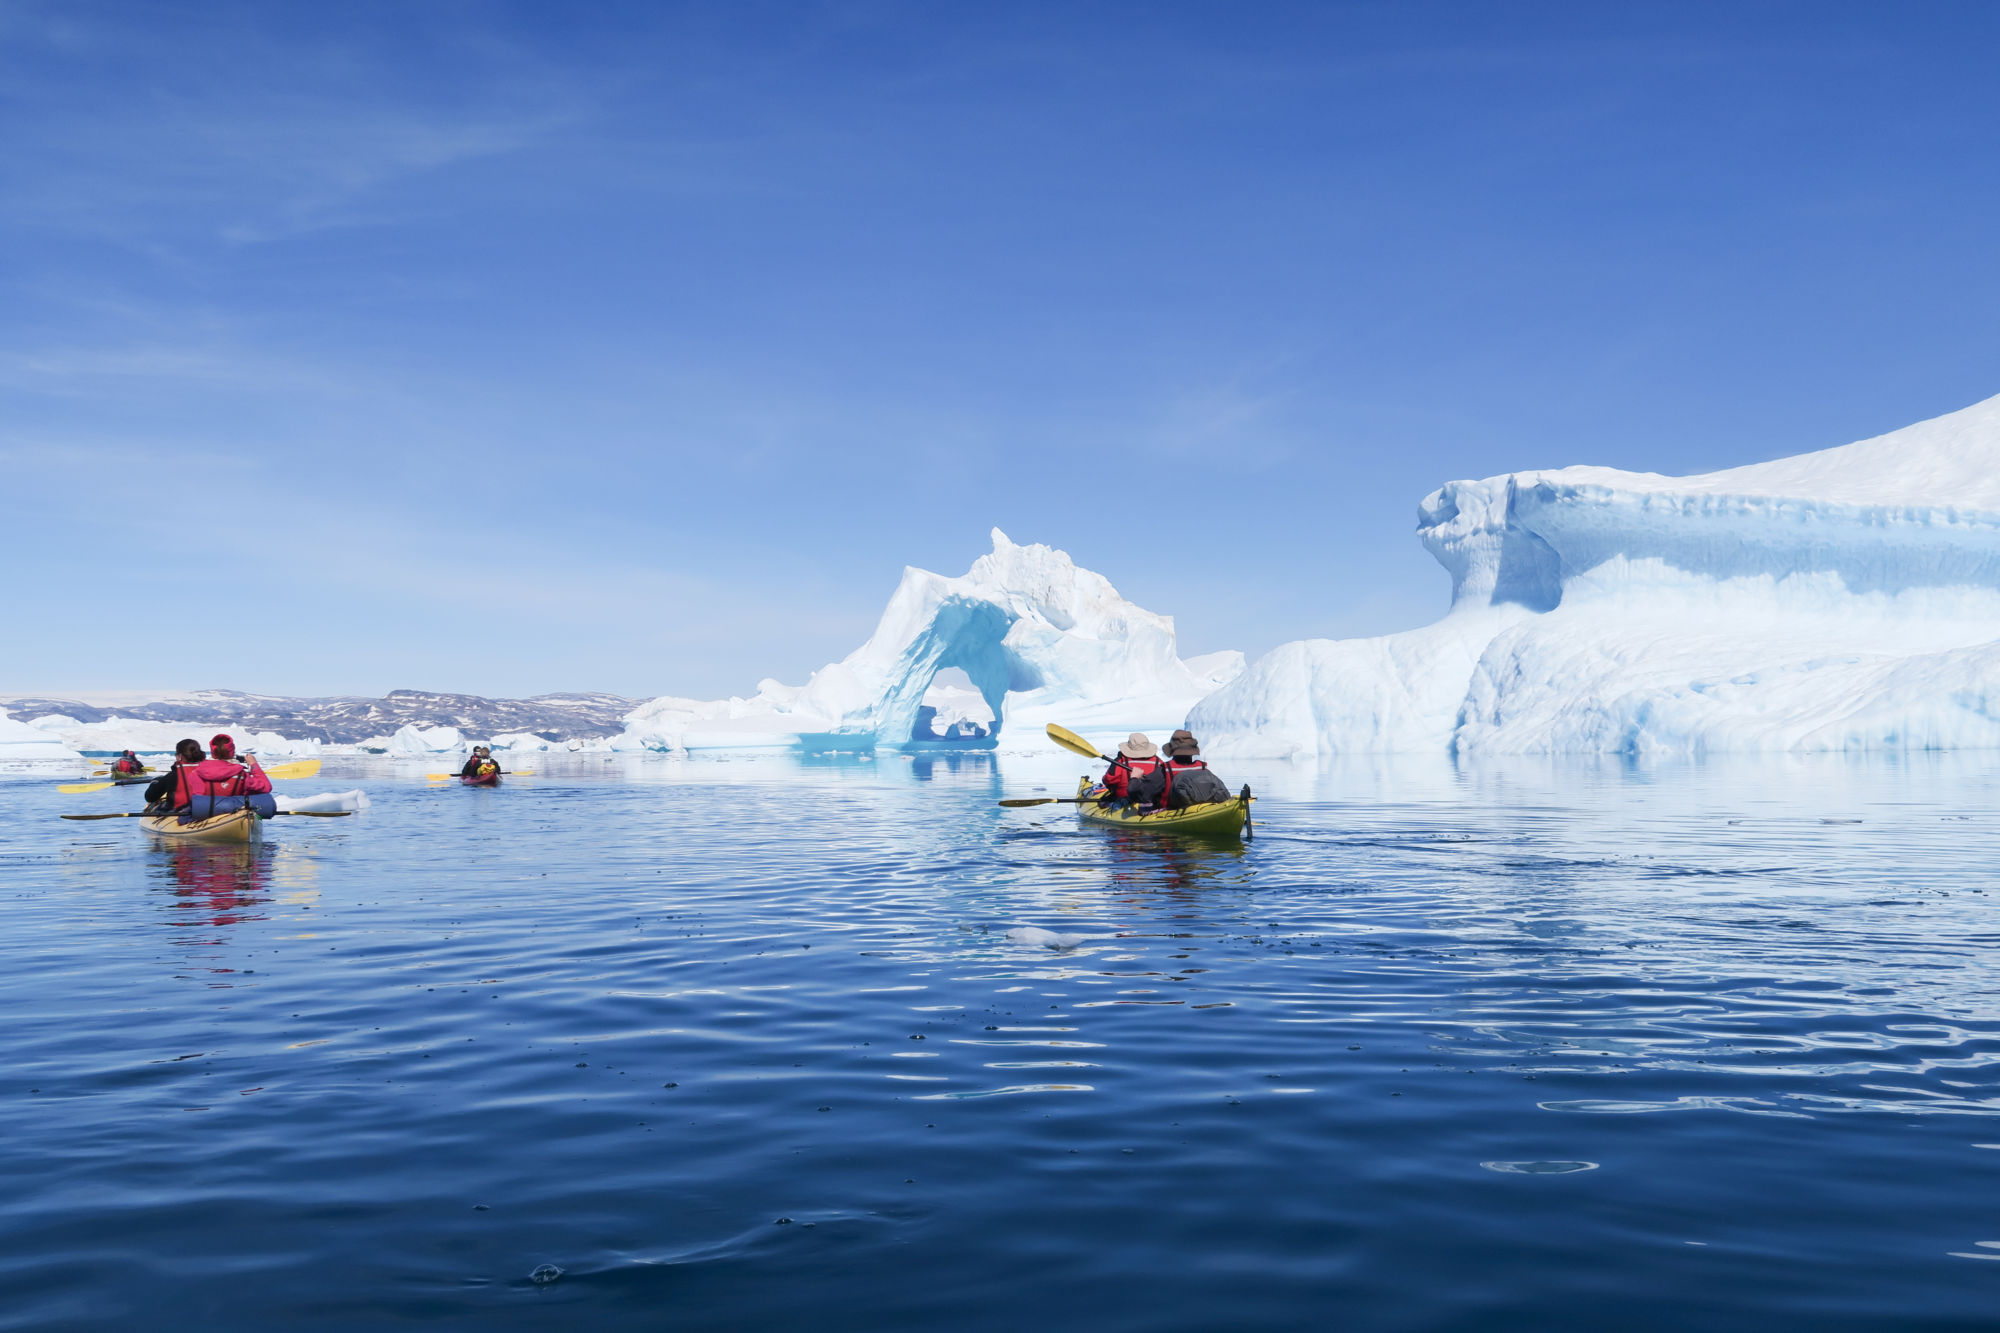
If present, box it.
[1129,730,1232,808]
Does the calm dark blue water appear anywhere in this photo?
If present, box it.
[7,750,2000,1330]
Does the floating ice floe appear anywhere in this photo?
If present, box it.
[1006,926,1085,950]
[384,724,467,755]
[275,789,370,813]
[486,731,556,751]
[1194,390,2000,758]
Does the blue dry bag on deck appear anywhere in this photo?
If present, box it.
[182,793,278,822]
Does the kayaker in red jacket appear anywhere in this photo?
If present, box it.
[1100,733,1163,803]
[170,732,277,822]
[111,749,144,775]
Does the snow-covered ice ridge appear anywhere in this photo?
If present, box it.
[1194,392,2000,758]
[617,529,1242,752]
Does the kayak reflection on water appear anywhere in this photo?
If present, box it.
[155,842,273,930]
[1101,831,1250,897]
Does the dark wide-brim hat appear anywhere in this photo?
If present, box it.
[1165,729,1200,756]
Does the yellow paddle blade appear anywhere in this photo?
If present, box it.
[59,781,116,795]
[1045,724,1104,760]
[261,759,321,780]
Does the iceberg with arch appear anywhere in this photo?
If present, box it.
[617,529,1242,752]
[1194,391,2000,758]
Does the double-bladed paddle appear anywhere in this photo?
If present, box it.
[425,769,534,780]
[60,810,354,820]
[58,758,322,795]
[999,794,1255,809]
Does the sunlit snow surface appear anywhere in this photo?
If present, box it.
[8,751,2000,1329]
[1197,392,2000,758]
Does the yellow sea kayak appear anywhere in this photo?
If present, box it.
[139,807,261,844]
[1073,778,1251,838]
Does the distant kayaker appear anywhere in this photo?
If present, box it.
[168,732,277,822]
[460,746,499,779]
[110,749,144,776]
[143,739,205,808]
[1099,733,1163,804]
[1130,730,1232,809]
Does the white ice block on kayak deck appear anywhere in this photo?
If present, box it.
[1007,926,1084,950]
[276,789,370,814]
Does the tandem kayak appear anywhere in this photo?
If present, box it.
[139,807,261,843]
[1073,778,1251,839]
[461,773,500,787]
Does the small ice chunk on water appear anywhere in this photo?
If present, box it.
[274,789,370,813]
[1007,926,1084,950]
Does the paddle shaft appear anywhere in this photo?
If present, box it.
[60,811,354,821]
[1000,794,1254,809]
[63,758,318,795]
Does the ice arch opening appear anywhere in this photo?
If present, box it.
[915,666,999,742]
[873,597,1017,744]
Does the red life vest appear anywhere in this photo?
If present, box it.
[112,754,141,774]
[173,759,250,810]
[1103,754,1162,799]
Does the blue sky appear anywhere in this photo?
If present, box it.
[5,1,1999,699]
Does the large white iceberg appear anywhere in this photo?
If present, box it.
[20,714,319,757]
[618,529,1242,752]
[1195,392,2000,758]
[0,710,83,761]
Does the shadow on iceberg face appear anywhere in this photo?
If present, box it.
[1489,524,1563,612]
